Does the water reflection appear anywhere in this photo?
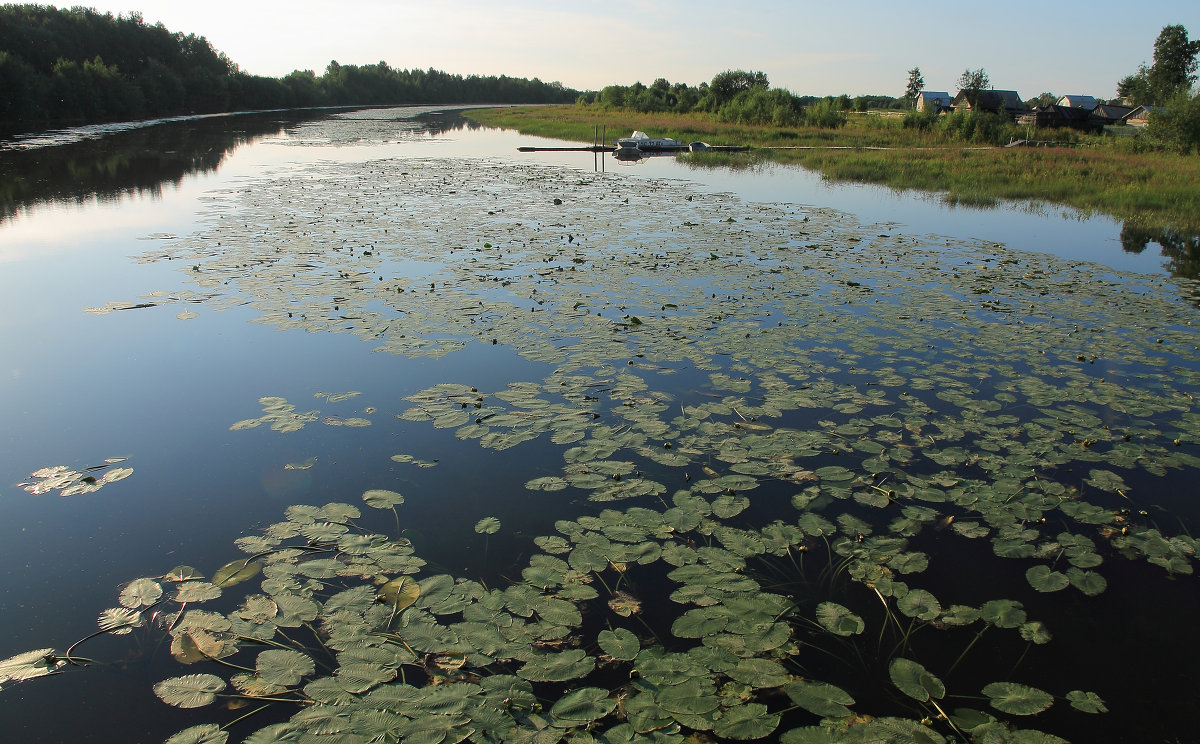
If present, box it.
[0,107,488,223]
[1120,223,1200,281]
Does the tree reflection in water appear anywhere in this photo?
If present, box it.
[1120,222,1200,282]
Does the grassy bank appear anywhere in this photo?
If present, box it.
[468,106,1200,232]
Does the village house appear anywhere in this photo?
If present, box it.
[1124,105,1164,127]
[951,89,1027,116]
[1089,103,1135,126]
[1056,94,1098,109]
[1018,104,1097,131]
[915,91,954,113]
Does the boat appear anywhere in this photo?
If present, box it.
[612,130,686,158]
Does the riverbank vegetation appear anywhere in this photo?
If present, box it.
[467,103,1200,232]
[0,5,577,131]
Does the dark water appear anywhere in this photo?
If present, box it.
[1,108,1198,744]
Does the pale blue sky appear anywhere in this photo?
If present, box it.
[82,1,1199,99]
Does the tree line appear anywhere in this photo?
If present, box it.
[0,5,578,130]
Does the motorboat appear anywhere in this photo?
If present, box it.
[612,130,685,158]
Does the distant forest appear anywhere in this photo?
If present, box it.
[0,5,579,130]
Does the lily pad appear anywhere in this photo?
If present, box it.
[474,516,501,534]
[982,681,1054,715]
[597,627,640,661]
[815,602,865,636]
[153,673,227,708]
[362,489,405,509]
[889,658,945,702]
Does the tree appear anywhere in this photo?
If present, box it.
[904,67,924,106]
[957,68,990,106]
[1147,25,1200,99]
[709,69,769,106]
[1117,65,1154,105]
[1148,89,1200,153]
[1117,26,1200,104]
[1026,92,1057,109]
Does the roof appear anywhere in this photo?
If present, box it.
[916,91,952,107]
[1125,105,1164,119]
[1057,95,1098,109]
[1091,104,1134,120]
[953,89,1026,112]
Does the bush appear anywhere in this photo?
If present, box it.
[902,109,938,131]
[1148,90,1200,154]
[803,98,847,128]
[718,87,803,127]
[940,109,1019,145]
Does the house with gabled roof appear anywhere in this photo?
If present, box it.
[915,91,953,113]
[1089,103,1135,126]
[952,89,1026,116]
[1124,105,1164,127]
[1018,105,1097,131]
[1057,94,1098,110]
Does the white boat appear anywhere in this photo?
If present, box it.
[613,130,684,158]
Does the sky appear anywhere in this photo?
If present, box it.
[76,0,1200,99]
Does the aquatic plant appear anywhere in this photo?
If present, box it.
[7,156,1199,741]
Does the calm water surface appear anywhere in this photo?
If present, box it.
[1,108,1198,743]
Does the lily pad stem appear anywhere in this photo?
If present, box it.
[63,629,113,664]
[945,624,989,677]
[927,698,966,740]
[221,704,273,731]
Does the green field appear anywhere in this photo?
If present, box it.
[468,106,1200,232]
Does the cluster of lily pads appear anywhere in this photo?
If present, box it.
[17,458,132,497]
[18,483,1109,744]
[9,156,1200,741]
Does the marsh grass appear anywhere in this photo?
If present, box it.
[468,106,1200,232]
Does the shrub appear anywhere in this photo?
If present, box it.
[803,98,847,128]
[1148,90,1200,154]
[902,109,938,131]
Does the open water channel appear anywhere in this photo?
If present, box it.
[1,107,1199,744]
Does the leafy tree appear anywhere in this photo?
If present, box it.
[904,67,924,106]
[1026,92,1057,109]
[1118,25,1200,104]
[1148,89,1200,153]
[1147,25,1200,99]
[957,68,990,106]
[709,69,769,107]
[1117,66,1154,105]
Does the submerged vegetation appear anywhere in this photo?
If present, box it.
[5,122,1200,742]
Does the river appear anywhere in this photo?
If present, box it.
[1,106,1198,744]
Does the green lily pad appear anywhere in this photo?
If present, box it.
[362,489,404,509]
[377,576,421,610]
[1025,565,1069,593]
[153,673,227,708]
[784,680,855,718]
[474,516,501,534]
[597,627,640,661]
[549,686,616,723]
[164,724,229,744]
[889,658,945,702]
[982,681,1054,715]
[256,649,315,686]
[815,602,865,636]
[712,702,779,740]
[1066,690,1108,713]
[212,559,262,588]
